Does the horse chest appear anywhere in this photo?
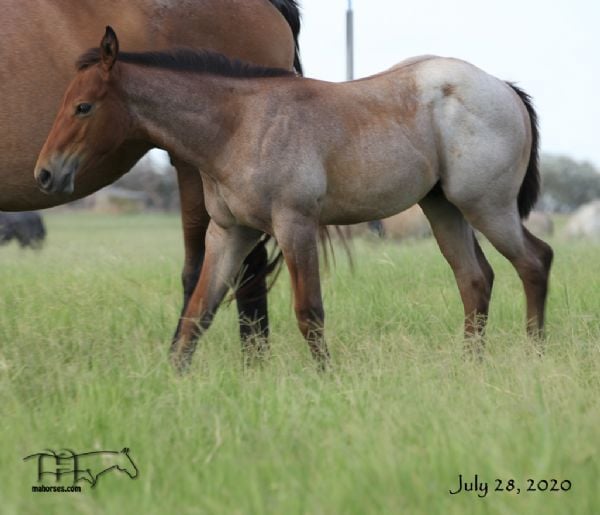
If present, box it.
[200,173,271,231]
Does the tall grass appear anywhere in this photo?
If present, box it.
[1,213,598,514]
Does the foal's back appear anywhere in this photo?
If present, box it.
[274,55,528,225]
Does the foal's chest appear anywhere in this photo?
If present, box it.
[200,172,271,232]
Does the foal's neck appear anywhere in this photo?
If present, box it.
[122,65,252,170]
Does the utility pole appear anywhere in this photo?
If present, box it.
[346,0,354,81]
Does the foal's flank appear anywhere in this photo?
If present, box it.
[35,27,552,371]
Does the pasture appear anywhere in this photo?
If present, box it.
[1,213,598,514]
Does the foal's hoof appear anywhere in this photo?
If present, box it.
[312,348,331,373]
[316,358,331,373]
[169,340,194,375]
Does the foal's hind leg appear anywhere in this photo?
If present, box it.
[273,214,329,367]
[460,206,553,338]
[170,221,262,372]
[520,227,554,336]
[419,191,494,341]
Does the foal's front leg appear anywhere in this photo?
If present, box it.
[172,159,271,356]
[170,221,262,372]
[172,160,210,338]
[274,215,329,367]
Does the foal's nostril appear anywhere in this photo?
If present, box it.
[38,169,52,189]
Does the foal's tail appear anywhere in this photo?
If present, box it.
[507,83,540,219]
[269,0,304,74]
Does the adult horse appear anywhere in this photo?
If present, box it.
[0,212,46,249]
[35,29,554,371]
[1,0,302,349]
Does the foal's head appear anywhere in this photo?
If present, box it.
[34,27,130,194]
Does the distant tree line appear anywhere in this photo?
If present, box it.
[538,154,600,213]
[112,150,180,211]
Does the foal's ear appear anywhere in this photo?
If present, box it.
[100,26,119,72]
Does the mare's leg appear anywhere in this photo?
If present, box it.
[419,190,494,340]
[235,241,270,358]
[173,161,209,340]
[173,159,271,354]
[274,214,329,367]
[170,221,263,372]
[456,203,553,338]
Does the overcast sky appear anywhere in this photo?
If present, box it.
[297,0,600,167]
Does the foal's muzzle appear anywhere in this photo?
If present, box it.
[34,155,78,195]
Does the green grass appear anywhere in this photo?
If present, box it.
[1,213,599,514]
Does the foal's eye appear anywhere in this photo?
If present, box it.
[75,103,93,116]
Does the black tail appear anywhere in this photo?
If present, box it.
[269,0,303,75]
[507,83,540,219]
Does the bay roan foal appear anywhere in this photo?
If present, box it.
[35,28,553,371]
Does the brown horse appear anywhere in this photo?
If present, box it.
[35,29,554,371]
[2,0,302,349]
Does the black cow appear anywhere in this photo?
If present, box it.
[0,211,46,249]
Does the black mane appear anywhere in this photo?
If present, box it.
[76,48,295,79]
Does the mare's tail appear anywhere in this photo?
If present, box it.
[269,0,303,74]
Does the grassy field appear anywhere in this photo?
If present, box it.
[1,212,599,514]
